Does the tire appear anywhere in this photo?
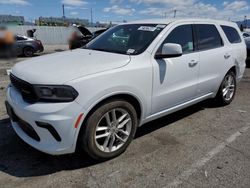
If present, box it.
[80,100,138,160]
[23,47,35,57]
[215,71,236,106]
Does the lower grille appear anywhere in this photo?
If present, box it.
[18,119,41,142]
[11,109,40,142]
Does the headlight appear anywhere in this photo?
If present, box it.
[34,85,78,102]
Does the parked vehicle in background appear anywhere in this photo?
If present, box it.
[0,26,15,58]
[242,32,250,39]
[69,26,107,50]
[245,38,250,62]
[6,19,246,160]
[15,35,44,57]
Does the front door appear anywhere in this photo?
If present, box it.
[151,24,199,114]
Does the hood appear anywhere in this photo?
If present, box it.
[77,26,92,36]
[12,49,131,84]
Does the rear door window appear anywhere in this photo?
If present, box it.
[195,24,223,51]
[221,25,242,43]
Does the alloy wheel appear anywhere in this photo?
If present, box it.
[222,74,235,101]
[94,108,132,153]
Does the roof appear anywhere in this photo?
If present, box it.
[127,18,236,26]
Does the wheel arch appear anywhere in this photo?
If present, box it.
[214,65,237,98]
[83,93,142,126]
[75,93,143,150]
[228,65,237,76]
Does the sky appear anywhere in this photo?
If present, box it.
[0,0,249,23]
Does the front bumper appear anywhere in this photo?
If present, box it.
[36,45,44,53]
[6,85,84,155]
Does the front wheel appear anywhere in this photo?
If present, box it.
[23,47,35,57]
[80,100,138,160]
[215,71,236,105]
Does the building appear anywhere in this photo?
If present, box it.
[35,16,89,26]
[0,15,25,25]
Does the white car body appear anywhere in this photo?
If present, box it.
[6,19,246,155]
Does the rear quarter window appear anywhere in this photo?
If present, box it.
[221,25,242,44]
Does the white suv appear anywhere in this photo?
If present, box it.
[6,19,246,160]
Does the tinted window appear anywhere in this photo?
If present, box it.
[221,25,241,43]
[195,24,223,50]
[158,25,194,54]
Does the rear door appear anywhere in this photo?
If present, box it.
[194,24,227,96]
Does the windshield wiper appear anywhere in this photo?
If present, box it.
[90,48,109,52]
[89,48,127,55]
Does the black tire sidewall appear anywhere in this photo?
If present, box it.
[81,100,138,160]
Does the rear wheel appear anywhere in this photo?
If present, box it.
[215,71,236,105]
[80,100,138,160]
[23,47,35,57]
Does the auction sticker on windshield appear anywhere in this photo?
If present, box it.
[156,24,166,28]
[127,49,135,54]
[138,26,157,32]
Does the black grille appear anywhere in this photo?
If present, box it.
[10,74,38,103]
[18,118,41,142]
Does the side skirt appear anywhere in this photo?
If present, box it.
[140,93,214,126]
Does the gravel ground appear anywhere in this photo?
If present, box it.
[0,54,250,188]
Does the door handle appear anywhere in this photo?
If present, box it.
[224,54,231,59]
[189,60,198,68]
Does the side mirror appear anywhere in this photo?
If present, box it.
[155,43,183,59]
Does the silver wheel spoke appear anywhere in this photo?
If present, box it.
[96,126,108,131]
[118,129,129,136]
[117,118,131,129]
[96,132,109,139]
[115,133,126,143]
[108,134,116,151]
[223,88,228,96]
[118,113,128,123]
[102,134,111,151]
[105,113,111,126]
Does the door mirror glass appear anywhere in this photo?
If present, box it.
[155,43,183,59]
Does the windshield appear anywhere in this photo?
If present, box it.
[85,24,166,55]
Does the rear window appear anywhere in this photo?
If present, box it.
[195,24,223,51]
[221,25,241,44]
